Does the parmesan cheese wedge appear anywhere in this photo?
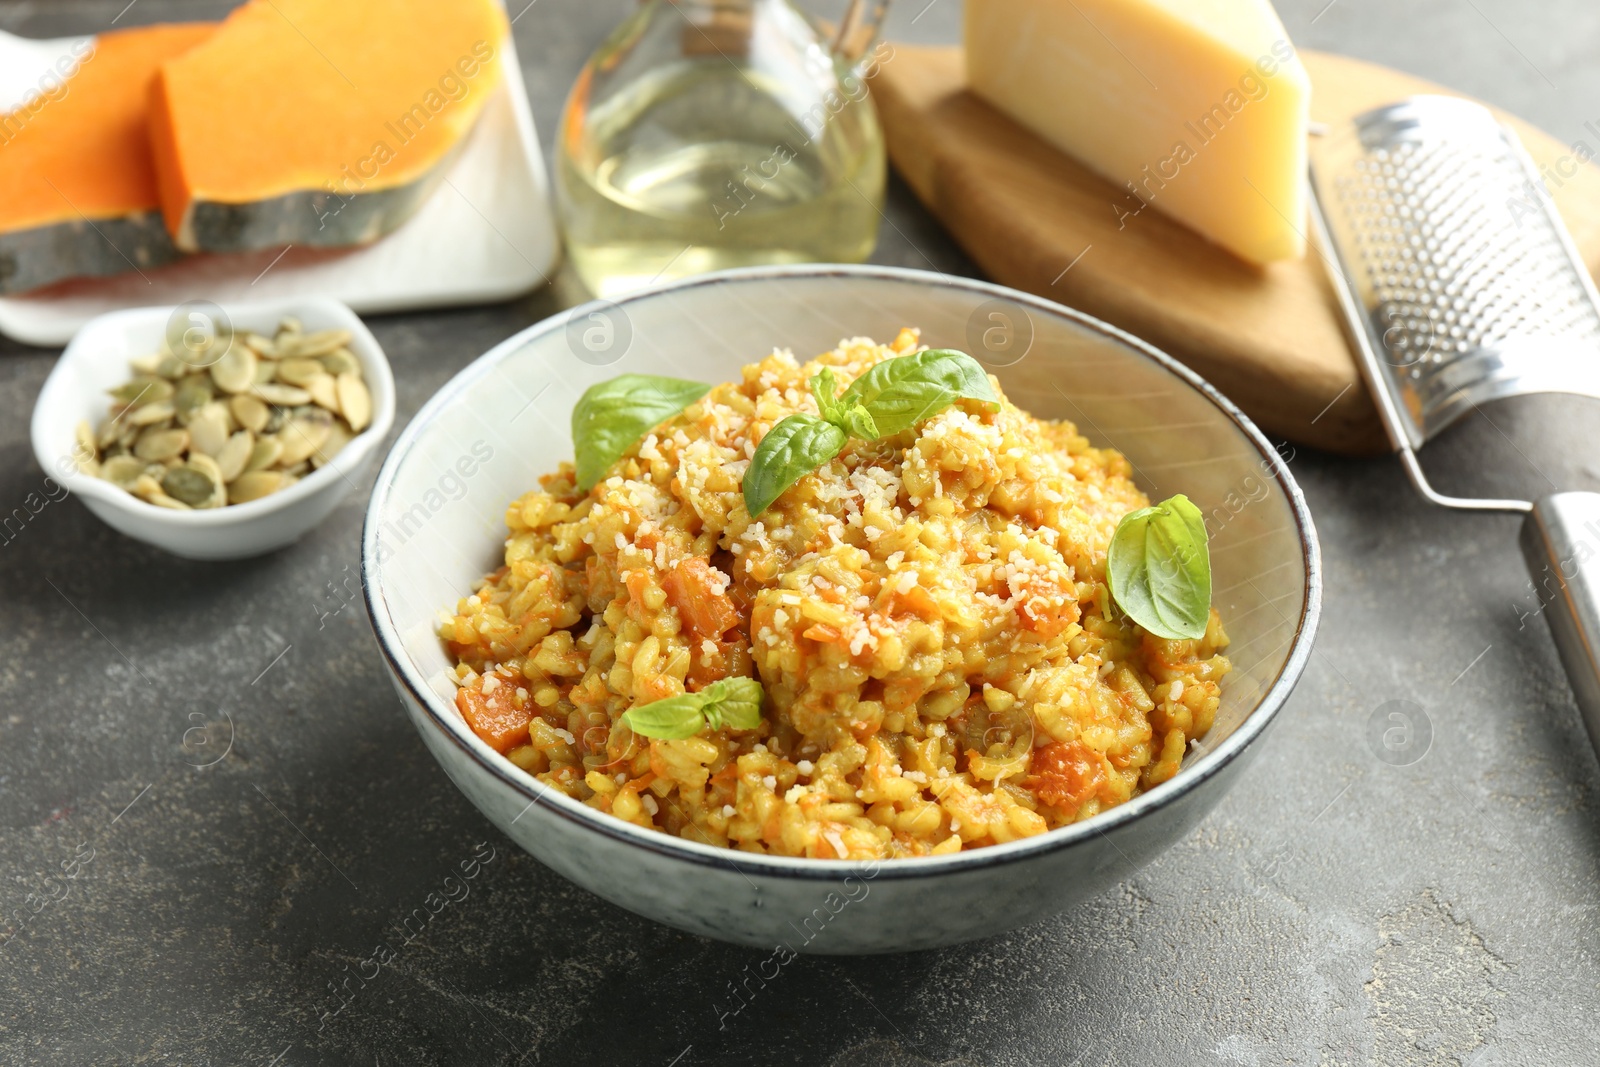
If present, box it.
[965,0,1311,265]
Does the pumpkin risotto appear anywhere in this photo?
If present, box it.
[438,329,1230,859]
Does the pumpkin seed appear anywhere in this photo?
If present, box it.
[134,427,189,462]
[253,358,277,385]
[245,436,283,472]
[336,373,371,432]
[109,377,174,406]
[205,398,237,430]
[312,420,351,468]
[101,455,144,488]
[188,408,229,457]
[229,470,286,504]
[210,344,257,394]
[174,375,214,421]
[279,316,303,336]
[288,329,350,358]
[243,332,278,357]
[147,490,191,510]
[161,466,215,506]
[230,394,270,433]
[253,382,311,406]
[128,401,176,427]
[275,358,325,387]
[276,416,331,467]
[319,349,361,376]
[128,353,164,375]
[96,419,124,449]
[131,473,189,509]
[74,420,98,464]
[187,454,228,508]
[117,421,141,449]
[215,431,254,483]
[306,372,339,411]
[155,355,188,379]
[107,382,142,405]
[176,335,219,370]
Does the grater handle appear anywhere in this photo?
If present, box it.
[1520,493,1600,761]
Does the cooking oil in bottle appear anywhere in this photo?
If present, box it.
[555,0,888,298]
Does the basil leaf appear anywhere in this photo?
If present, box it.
[622,678,765,739]
[742,414,847,517]
[811,367,845,423]
[839,349,1000,438]
[622,694,707,740]
[700,677,763,731]
[1106,494,1212,640]
[571,374,711,492]
[837,403,878,440]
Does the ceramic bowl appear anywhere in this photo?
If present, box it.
[362,265,1320,954]
[31,297,394,560]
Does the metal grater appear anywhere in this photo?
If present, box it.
[1309,95,1600,762]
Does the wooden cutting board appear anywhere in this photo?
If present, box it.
[869,45,1600,455]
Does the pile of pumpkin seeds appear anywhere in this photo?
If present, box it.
[73,317,374,509]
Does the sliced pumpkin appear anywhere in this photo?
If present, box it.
[0,23,214,294]
[456,672,534,754]
[147,0,508,253]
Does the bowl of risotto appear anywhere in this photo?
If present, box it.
[362,265,1319,953]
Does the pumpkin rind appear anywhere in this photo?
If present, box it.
[0,211,180,294]
[170,136,471,253]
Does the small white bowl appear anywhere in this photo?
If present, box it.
[31,297,395,560]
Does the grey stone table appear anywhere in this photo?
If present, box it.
[3,1,1599,1064]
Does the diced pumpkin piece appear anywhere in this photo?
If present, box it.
[1024,740,1111,816]
[147,0,508,252]
[456,672,533,754]
[662,558,740,640]
[0,23,214,294]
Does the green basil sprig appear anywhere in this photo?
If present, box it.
[740,415,849,519]
[836,348,999,436]
[742,349,999,517]
[1106,494,1212,640]
[621,677,764,740]
[572,374,711,492]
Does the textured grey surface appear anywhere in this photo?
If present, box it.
[1,1,1598,1065]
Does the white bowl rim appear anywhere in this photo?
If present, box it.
[30,296,396,526]
[362,264,1323,881]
